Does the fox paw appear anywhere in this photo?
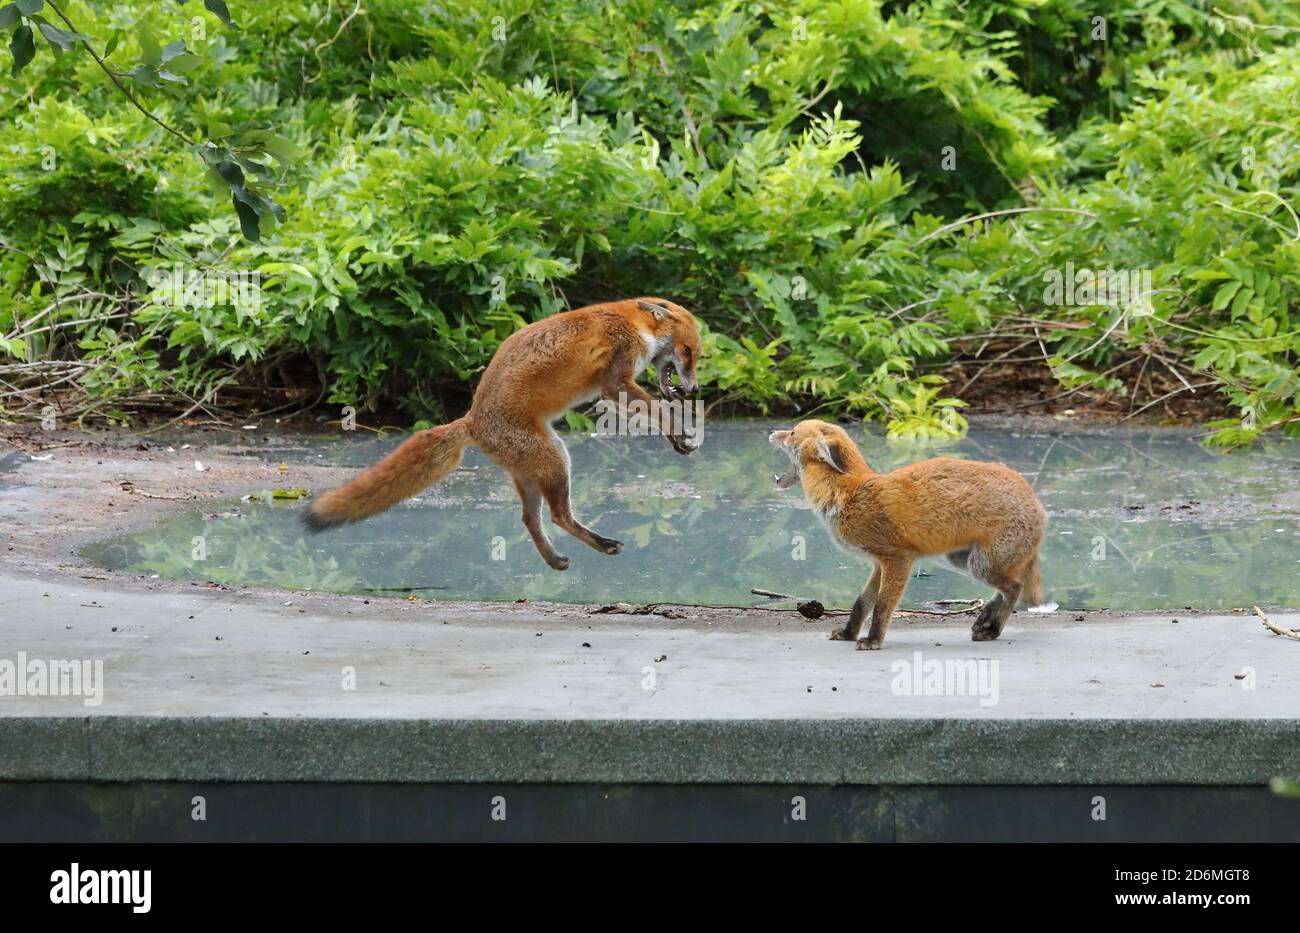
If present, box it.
[855,637,884,651]
[547,555,571,571]
[971,627,1001,642]
[829,627,854,641]
[599,539,624,556]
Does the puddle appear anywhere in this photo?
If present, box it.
[81,421,1300,610]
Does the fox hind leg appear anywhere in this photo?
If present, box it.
[969,544,1023,641]
[971,530,1037,641]
[512,475,569,571]
[535,429,624,557]
[970,578,1020,641]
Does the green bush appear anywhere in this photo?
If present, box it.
[0,0,1297,443]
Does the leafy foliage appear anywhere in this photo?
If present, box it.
[1,0,1297,443]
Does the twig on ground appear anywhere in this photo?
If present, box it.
[898,600,984,617]
[1255,606,1300,641]
[115,480,194,501]
[751,587,800,600]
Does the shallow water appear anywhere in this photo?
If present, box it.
[82,421,1300,610]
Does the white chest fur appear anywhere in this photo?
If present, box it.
[636,331,667,373]
[810,497,865,557]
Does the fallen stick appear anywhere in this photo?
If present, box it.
[747,587,983,616]
[751,587,801,600]
[1255,606,1300,641]
[897,600,984,617]
[115,481,193,501]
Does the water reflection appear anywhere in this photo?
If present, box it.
[82,422,1300,610]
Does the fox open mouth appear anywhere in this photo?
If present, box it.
[773,466,800,489]
[655,357,682,397]
[769,431,800,488]
[773,448,800,488]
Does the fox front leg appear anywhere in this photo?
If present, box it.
[831,564,881,642]
[618,379,697,455]
[857,558,911,650]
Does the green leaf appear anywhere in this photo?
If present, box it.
[165,51,200,72]
[233,195,261,242]
[1211,281,1241,312]
[1230,287,1254,317]
[137,22,161,65]
[203,0,234,28]
[128,63,157,86]
[0,336,28,359]
[9,23,34,75]
[270,487,310,500]
[194,142,229,166]
[214,159,245,188]
[161,38,186,61]
[0,5,19,29]
[263,135,305,165]
[103,29,120,56]
[15,0,41,14]
[34,19,86,49]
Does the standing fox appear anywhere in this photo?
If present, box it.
[303,298,702,569]
[770,420,1046,649]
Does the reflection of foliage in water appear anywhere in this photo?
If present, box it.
[86,508,365,593]
[83,425,1300,609]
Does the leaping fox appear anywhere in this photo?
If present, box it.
[770,420,1046,649]
[303,298,703,569]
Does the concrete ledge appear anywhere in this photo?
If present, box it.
[2,716,1297,785]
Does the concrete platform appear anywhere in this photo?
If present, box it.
[2,570,1298,786]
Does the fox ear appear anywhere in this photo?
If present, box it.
[814,437,846,473]
[636,299,669,320]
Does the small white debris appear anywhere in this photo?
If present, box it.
[1027,602,1060,614]
[29,454,53,461]
[194,460,207,472]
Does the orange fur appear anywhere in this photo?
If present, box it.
[303,298,703,570]
[771,420,1047,649]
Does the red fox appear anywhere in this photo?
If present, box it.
[303,298,702,569]
[770,420,1046,649]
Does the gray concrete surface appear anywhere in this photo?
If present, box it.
[2,570,1298,784]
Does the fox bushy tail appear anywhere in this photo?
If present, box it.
[301,418,473,532]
